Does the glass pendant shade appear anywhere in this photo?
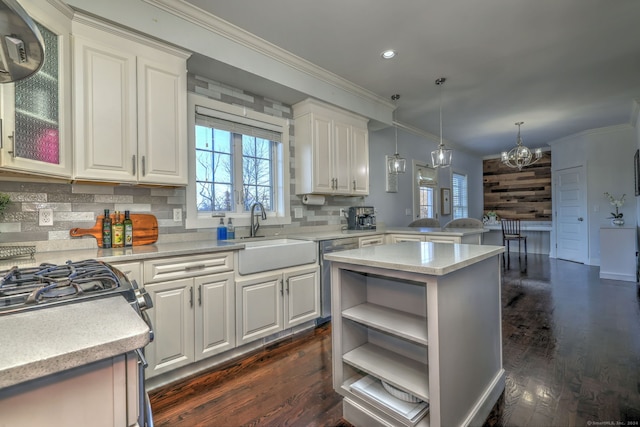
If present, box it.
[501,122,543,170]
[388,153,406,174]
[431,77,452,168]
[431,145,453,168]
[388,96,406,174]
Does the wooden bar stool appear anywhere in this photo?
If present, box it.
[501,218,527,269]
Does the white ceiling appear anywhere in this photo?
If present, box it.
[184,0,640,156]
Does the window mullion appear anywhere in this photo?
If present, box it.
[233,133,244,212]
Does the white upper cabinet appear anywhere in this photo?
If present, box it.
[0,2,73,178]
[72,15,189,185]
[294,98,369,196]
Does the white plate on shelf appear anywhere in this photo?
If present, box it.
[350,375,429,425]
[381,380,421,403]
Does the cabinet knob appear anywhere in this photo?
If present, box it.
[578,217,584,221]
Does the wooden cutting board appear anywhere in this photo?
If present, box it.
[70,214,158,247]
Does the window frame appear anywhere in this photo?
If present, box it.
[186,93,291,229]
[452,171,469,219]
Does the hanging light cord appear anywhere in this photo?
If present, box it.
[392,93,400,154]
[436,78,446,148]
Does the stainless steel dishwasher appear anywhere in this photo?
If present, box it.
[318,236,360,324]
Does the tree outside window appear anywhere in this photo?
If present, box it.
[195,125,274,214]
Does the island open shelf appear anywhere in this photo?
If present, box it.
[327,242,505,427]
[342,303,428,345]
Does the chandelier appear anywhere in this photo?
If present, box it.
[431,77,452,168]
[501,122,542,170]
[387,94,406,174]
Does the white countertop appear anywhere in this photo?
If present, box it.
[0,240,244,269]
[325,241,504,276]
[1,227,491,268]
[0,296,150,389]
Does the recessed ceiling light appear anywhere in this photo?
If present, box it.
[381,50,397,59]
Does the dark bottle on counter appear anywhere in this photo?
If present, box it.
[124,210,133,247]
[102,209,112,248]
[112,211,124,248]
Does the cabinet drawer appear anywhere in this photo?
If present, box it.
[144,252,233,283]
[359,236,384,248]
[423,235,459,243]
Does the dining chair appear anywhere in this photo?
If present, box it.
[443,218,484,228]
[501,218,527,269]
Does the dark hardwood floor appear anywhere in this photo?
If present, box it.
[150,255,640,426]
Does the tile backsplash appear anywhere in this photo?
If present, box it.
[0,74,362,251]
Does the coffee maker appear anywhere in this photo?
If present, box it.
[347,206,376,230]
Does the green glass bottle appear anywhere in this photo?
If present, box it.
[112,211,124,248]
[124,210,133,247]
[102,209,112,248]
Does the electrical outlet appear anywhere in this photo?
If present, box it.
[39,209,53,226]
[173,208,182,222]
[294,207,303,218]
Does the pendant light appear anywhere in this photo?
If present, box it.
[387,94,406,174]
[431,77,452,168]
[501,121,543,170]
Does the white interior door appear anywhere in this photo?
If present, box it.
[555,166,588,263]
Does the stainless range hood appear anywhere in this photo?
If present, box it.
[0,0,44,83]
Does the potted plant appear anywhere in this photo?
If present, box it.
[484,210,499,224]
[604,192,625,226]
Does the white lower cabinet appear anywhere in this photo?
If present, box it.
[0,353,138,427]
[111,260,143,285]
[143,253,234,378]
[236,265,320,345]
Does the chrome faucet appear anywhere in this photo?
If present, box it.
[249,202,267,237]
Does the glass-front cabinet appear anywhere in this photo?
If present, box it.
[0,2,72,178]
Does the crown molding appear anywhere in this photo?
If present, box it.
[143,0,394,112]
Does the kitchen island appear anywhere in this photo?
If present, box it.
[326,242,505,427]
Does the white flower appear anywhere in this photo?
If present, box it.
[604,192,625,208]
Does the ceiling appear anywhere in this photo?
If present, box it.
[184,0,640,156]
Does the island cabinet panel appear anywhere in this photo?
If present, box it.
[330,253,504,427]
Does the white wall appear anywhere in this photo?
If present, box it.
[551,125,636,265]
[366,126,484,227]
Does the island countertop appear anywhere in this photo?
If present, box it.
[0,296,150,389]
[324,241,504,275]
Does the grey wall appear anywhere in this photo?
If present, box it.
[550,124,636,265]
[367,126,484,227]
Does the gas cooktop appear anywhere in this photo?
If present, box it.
[0,259,135,316]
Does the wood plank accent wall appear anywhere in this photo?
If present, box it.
[483,154,552,220]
